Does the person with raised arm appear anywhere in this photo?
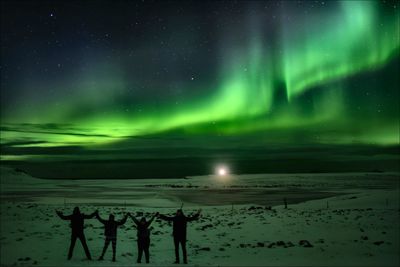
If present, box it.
[130,212,159,264]
[96,211,128,262]
[158,208,201,264]
[55,207,96,260]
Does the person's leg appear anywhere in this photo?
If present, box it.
[99,238,110,260]
[144,238,150,263]
[174,237,180,263]
[79,234,92,260]
[181,239,187,264]
[68,234,77,260]
[137,240,143,263]
[111,239,116,262]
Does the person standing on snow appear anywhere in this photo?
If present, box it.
[96,211,128,262]
[130,212,158,263]
[158,209,201,264]
[56,207,96,260]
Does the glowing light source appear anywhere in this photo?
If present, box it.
[215,165,229,178]
[218,167,227,176]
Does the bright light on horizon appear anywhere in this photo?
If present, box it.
[218,167,227,176]
[215,164,230,178]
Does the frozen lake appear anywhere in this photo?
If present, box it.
[1,168,398,207]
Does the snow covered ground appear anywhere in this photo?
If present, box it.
[0,167,399,266]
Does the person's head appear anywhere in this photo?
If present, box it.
[73,207,80,215]
[176,209,184,217]
[140,217,147,225]
[109,214,115,221]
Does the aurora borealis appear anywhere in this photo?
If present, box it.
[1,0,399,178]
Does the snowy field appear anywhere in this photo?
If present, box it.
[0,167,399,266]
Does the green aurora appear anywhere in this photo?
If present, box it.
[0,1,399,174]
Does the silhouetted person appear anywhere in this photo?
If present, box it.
[56,207,96,260]
[158,209,201,264]
[130,212,158,263]
[96,212,128,262]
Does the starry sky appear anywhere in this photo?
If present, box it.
[1,0,399,178]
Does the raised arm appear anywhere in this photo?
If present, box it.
[95,212,107,224]
[129,213,140,225]
[84,210,97,219]
[117,214,128,226]
[186,209,201,222]
[146,212,159,227]
[158,214,174,222]
[56,210,72,220]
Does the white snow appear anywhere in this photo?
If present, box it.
[1,167,399,266]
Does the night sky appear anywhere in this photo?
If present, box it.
[1,0,399,178]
